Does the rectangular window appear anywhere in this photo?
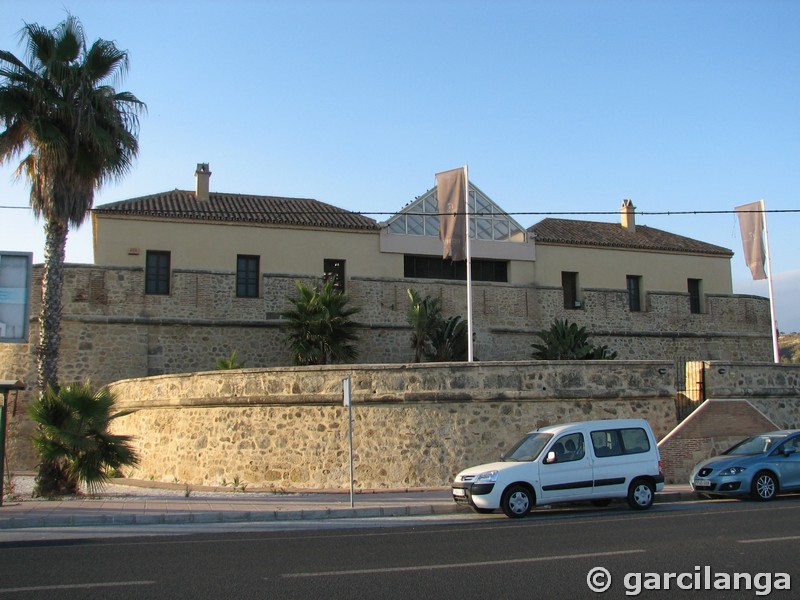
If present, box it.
[236,255,259,298]
[626,275,641,312]
[562,272,579,309]
[324,259,345,293]
[591,428,650,458]
[145,251,170,295]
[403,255,508,283]
[688,278,702,314]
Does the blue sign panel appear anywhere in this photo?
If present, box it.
[0,252,33,343]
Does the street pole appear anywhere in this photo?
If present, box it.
[0,380,25,507]
[343,376,354,508]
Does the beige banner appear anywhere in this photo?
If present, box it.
[735,201,767,280]
[435,167,467,261]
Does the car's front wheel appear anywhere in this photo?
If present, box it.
[751,471,778,501]
[501,485,533,518]
[627,479,655,510]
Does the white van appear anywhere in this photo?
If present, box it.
[452,418,664,518]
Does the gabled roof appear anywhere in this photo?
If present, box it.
[530,218,733,256]
[386,182,528,242]
[93,190,379,231]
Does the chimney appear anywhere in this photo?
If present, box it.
[620,198,635,232]
[195,163,211,202]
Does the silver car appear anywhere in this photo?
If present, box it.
[690,430,800,501]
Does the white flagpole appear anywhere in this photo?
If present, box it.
[464,165,474,362]
[760,199,780,363]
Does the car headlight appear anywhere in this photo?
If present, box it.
[718,467,747,476]
[476,470,499,483]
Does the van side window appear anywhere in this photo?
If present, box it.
[550,433,585,463]
[591,428,650,458]
[620,428,651,454]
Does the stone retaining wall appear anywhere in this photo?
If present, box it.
[107,361,677,490]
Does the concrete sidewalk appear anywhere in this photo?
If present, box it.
[0,479,697,531]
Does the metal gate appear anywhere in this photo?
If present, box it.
[675,358,705,422]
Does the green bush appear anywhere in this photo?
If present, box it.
[29,382,139,496]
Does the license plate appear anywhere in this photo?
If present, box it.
[453,488,466,497]
[694,478,711,488]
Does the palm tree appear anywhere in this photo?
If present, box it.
[0,16,145,394]
[282,279,361,366]
[428,315,468,362]
[216,351,245,370]
[531,318,618,360]
[29,381,139,496]
[407,288,443,362]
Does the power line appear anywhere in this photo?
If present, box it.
[2,206,798,217]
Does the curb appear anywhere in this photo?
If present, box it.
[0,503,467,531]
[0,489,697,531]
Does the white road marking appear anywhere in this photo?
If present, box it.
[0,580,155,594]
[738,535,800,544]
[279,549,645,578]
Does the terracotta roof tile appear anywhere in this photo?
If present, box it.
[93,190,379,231]
[530,218,733,256]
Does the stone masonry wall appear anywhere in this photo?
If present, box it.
[0,264,774,471]
[107,361,677,490]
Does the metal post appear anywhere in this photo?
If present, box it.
[0,391,7,507]
[0,380,25,508]
[343,376,354,508]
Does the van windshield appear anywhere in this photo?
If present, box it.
[503,432,553,462]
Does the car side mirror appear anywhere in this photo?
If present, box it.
[544,450,557,464]
[782,446,797,457]
[500,452,507,461]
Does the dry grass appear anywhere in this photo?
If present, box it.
[779,333,800,363]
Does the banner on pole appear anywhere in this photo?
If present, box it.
[436,167,467,261]
[735,201,767,280]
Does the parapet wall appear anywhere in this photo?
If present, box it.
[108,361,677,490]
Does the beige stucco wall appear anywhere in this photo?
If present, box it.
[93,215,404,278]
[95,215,733,294]
[533,243,733,294]
[106,361,678,490]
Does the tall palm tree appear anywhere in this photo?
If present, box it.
[282,279,361,366]
[0,16,145,393]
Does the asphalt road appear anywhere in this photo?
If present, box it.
[1,498,798,599]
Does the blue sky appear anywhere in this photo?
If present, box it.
[2,0,799,330]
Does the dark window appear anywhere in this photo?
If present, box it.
[626,275,641,312]
[403,255,508,283]
[236,255,259,298]
[562,272,579,309]
[145,251,170,295]
[591,428,650,458]
[324,259,345,293]
[548,433,585,463]
[688,278,702,314]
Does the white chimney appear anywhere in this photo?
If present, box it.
[620,198,635,232]
[195,163,211,202]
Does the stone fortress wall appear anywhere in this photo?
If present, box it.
[105,360,800,490]
[0,264,775,473]
[107,361,679,490]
